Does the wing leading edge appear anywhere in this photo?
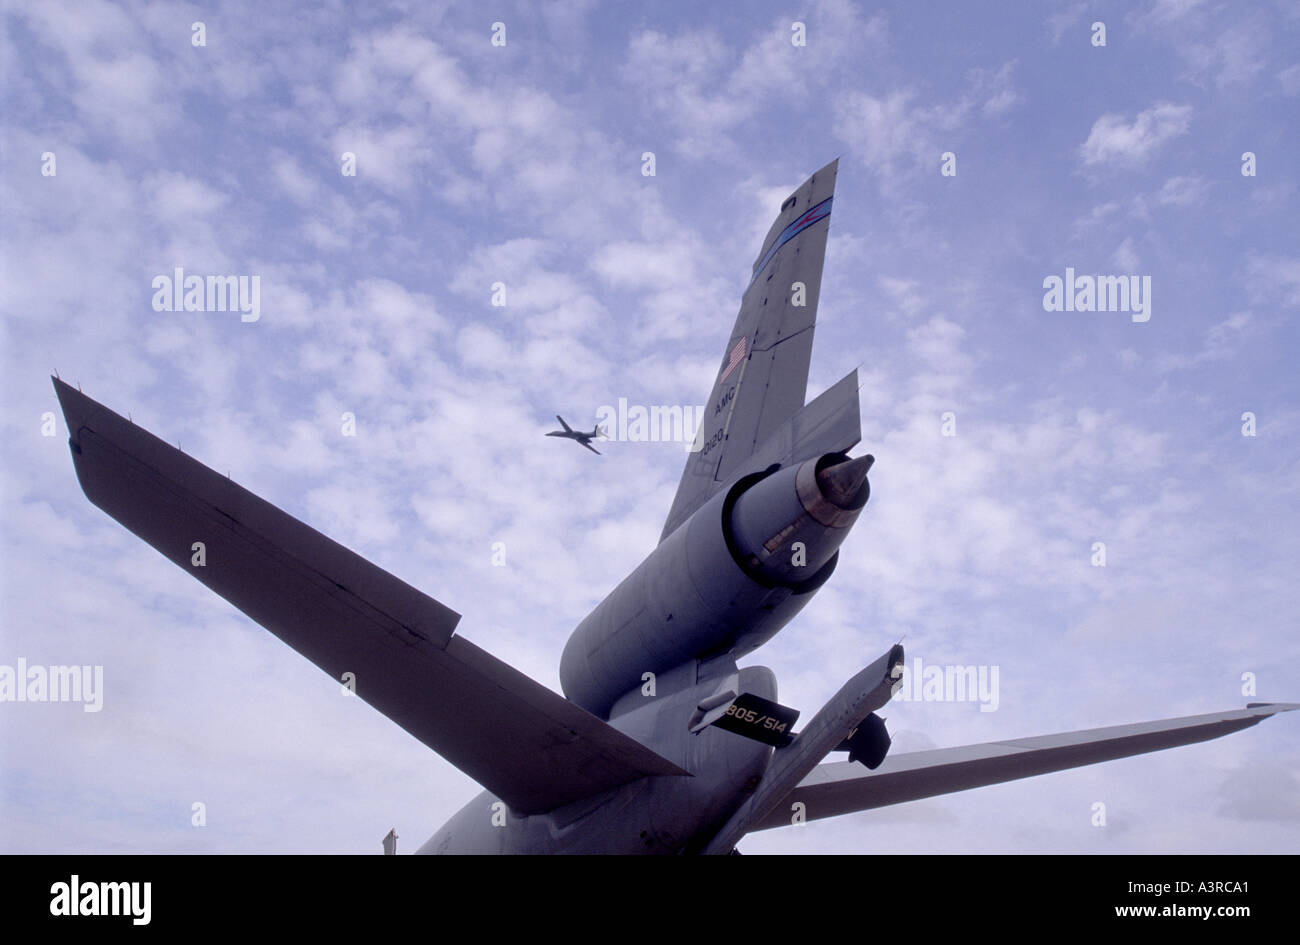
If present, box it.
[53,378,687,816]
[749,703,1299,831]
[661,159,842,542]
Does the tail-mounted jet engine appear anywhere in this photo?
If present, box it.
[727,452,872,587]
[560,452,874,718]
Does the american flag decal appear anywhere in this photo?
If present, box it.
[720,336,747,382]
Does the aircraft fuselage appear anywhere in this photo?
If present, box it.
[419,451,872,853]
[418,666,777,854]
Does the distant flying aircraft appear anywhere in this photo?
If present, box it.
[546,415,604,454]
[53,159,1295,854]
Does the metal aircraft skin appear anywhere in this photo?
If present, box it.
[53,159,1296,854]
[546,415,604,454]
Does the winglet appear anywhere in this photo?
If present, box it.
[1245,702,1299,713]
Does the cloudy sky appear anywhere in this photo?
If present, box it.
[2,0,1297,854]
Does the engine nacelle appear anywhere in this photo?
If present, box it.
[559,452,872,718]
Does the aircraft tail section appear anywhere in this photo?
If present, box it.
[661,160,840,542]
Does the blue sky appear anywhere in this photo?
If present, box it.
[2,0,1298,853]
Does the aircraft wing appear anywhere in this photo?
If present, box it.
[53,378,688,816]
[748,703,1298,831]
[661,159,843,541]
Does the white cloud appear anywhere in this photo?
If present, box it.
[1047,2,1088,45]
[1136,3,1277,89]
[1111,236,1140,271]
[271,152,320,206]
[974,61,1022,116]
[1155,174,1209,206]
[621,29,769,157]
[834,89,965,185]
[147,171,228,222]
[621,1,889,159]
[1154,312,1252,372]
[330,124,434,195]
[591,240,697,290]
[834,60,1020,190]
[1280,63,1300,96]
[1246,255,1300,308]
[15,1,179,145]
[1079,103,1192,168]
[907,315,968,368]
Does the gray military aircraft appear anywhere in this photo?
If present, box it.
[546,415,604,454]
[53,159,1294,854]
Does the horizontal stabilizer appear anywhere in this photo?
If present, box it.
[750,702,1299,831]
[737,368,862,482]
[53,378,688,816]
